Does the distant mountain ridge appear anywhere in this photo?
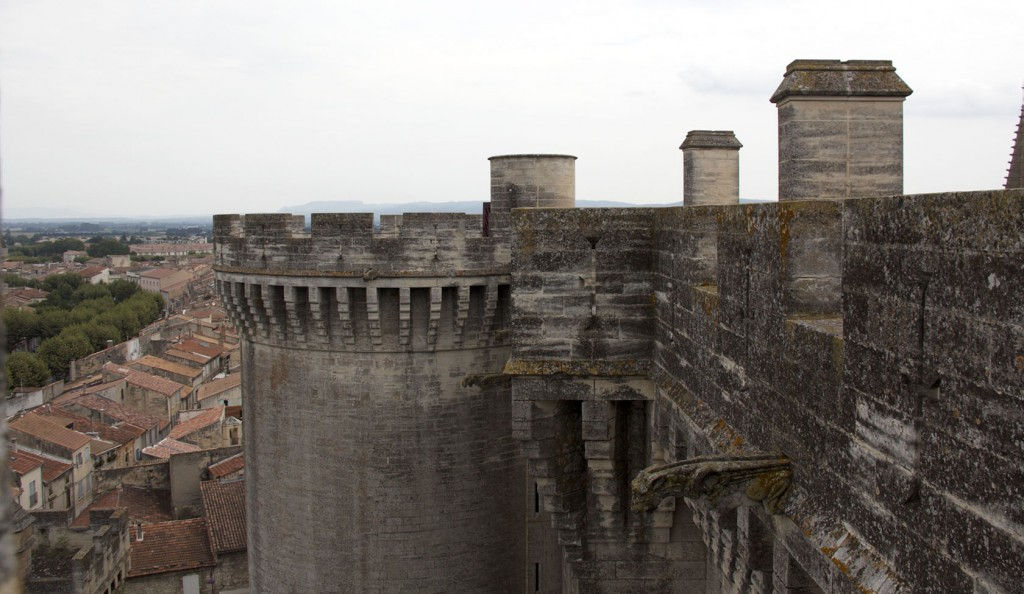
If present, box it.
[278,199,686,221]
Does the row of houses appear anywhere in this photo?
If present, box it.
[5,304,249,592]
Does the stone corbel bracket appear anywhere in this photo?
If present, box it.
[631,452,792,514]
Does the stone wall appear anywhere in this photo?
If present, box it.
[509,189,1024,592]
[213,212,505,277]
[168,446,243,518]
[509,207,708,592]
[93,459,170,493]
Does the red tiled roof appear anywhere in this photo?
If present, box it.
[10,449,72,482]
[89,438,117,457]
[7,287,48,300]
[133,355,202,380]
[72,485,173,528]
[61,392,167,432]
[139,267,182,279]
[9,412,91,452]
[200,479,246,554]
[197,374,240,402]
[128,518,216,578]
[47,406,144,445]
[9,450,43,476]
[76,266,107,278]
[208,453,244,479]
[169,408,223,440]
[142,438,202,459]
[126,369,187,397]
[175,338,224,359]
[225,405,242,419]
[165,348,209,365]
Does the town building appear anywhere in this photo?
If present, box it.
[8,412,95,512]
[76,265,110,285]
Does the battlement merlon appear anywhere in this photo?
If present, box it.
[212,211,507,277]
[770,59,913,103]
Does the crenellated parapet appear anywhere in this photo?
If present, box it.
[213,211,505,278]
[215,273,511,352]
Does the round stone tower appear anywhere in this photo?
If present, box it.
[213,155,574,592]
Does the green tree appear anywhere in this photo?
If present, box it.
[69,322,122,350]
[3,308,41,351]
[97,306,140,339]
[36,308,72,338]
[2,273,41,289]
[86,237,130,258]
[125,292,163,326]
[41,274,84,308]
[6,352,51,388]
[108,279,139,303]
[70,283,111,304]
[37,330,92,378]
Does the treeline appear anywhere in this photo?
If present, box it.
[4,274,164,387]
[3,235,131,262]
[5,237,85,261]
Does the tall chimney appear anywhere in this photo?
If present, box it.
[487,154,576,237]
[771,59,912,201]
[680,130,742,206]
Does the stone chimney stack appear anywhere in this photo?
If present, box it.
[680,130,742,206]
[488,154,576,236]
[770,59,912,201]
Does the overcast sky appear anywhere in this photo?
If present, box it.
[1,0,1021,218]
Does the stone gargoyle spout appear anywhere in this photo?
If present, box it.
[631,452,791,514]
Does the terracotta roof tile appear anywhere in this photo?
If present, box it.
[128,518,215,577]
[142,438,202,459]
[9,412,91,452]
[197,374,241,402]
[169,408,223,440]
[208,453,244,479]
[72,485,172,528]
[165,348,209,365]
[9,449,72,482]
[7,287,48,300]
[125,369,187,397]
[9,450,43,476]
[76,266,107,278]
[61,393,167,432]
[139,267,182,279]
[47,406,144,445]
[200,479,246,554]
[175,338,224,359]
[133,355,202,380]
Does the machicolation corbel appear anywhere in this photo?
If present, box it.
[631,452,792,514]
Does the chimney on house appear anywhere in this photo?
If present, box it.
[680,130,742,206]
[770,59,912,201]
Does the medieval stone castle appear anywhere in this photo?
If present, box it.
[212,59,1024,592]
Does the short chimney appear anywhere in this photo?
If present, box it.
[680,130,742,206]
[487,154,577,237]
[136,522,144,541]
[771,59,912,201]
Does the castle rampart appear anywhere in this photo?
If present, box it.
[508,188,1024,592]
[214,57,1024,593]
